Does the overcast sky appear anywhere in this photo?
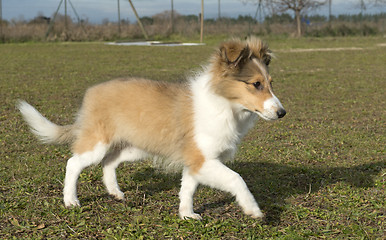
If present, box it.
[2,0,385,23]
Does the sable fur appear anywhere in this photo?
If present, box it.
[18,37,286,219]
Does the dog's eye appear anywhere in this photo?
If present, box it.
[253,81,263,90]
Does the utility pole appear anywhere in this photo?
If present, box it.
[171,0,174,34]
[128,0,148,40]
[328,0,332,25]
[254,0,263,23]
[46,0,64,38]
[68,0,83,28]
[200,0,204,43]
[64,0,68,35]
[218,0,221,19]
[360,0,366,15]
[46,0,83,39]
[0,0,3,39]
[117,0,121,35]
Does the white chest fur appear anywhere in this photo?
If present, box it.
[190,73,257,161]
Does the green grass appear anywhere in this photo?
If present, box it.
[0,37,385,239]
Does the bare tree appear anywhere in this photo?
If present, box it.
[271,0,326,37]
[366,0,386,5]
[357,0,386,13]
[242,0,326,37]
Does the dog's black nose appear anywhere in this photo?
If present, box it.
[277,109,286,118]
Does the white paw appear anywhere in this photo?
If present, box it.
[64,197,80,207]
[110,190,125,200]
[179,212,202,220]
[245,207,264,219]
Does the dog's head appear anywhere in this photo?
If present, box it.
[210,37,286,120]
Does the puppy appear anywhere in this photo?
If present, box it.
[18,37,286,219]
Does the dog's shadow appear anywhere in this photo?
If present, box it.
[234,160,385,223]
[122,159,384,223]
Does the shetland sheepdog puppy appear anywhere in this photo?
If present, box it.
[18,37,286,220]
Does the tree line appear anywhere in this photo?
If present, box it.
[0,8,385,42]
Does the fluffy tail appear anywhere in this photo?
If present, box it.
[17,100,76,144]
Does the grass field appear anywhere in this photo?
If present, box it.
[0,37,385,239]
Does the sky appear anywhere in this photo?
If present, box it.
[2,0,386,24]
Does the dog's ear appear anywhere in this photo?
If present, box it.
[219,41,251,69]
[263,51,272,66]
[246,36,273,66]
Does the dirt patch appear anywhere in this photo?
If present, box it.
[106,41,205,47]
[277,47,364,53]
[278,43,386,53]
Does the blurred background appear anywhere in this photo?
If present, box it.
[0,0,385,42]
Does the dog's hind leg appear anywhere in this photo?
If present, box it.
[102,147,149,200]
[63,142,109,207]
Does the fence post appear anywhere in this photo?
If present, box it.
[0,0,3,40]
[117,0,121,35]
[200,0,204,43]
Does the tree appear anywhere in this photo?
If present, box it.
[271,0,326,37]
[363,0,386,5]
[242,0,326,37]
[357,0,386,13]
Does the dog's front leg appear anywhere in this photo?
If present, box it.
[179,167,201,220]
[192,159,264,219]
